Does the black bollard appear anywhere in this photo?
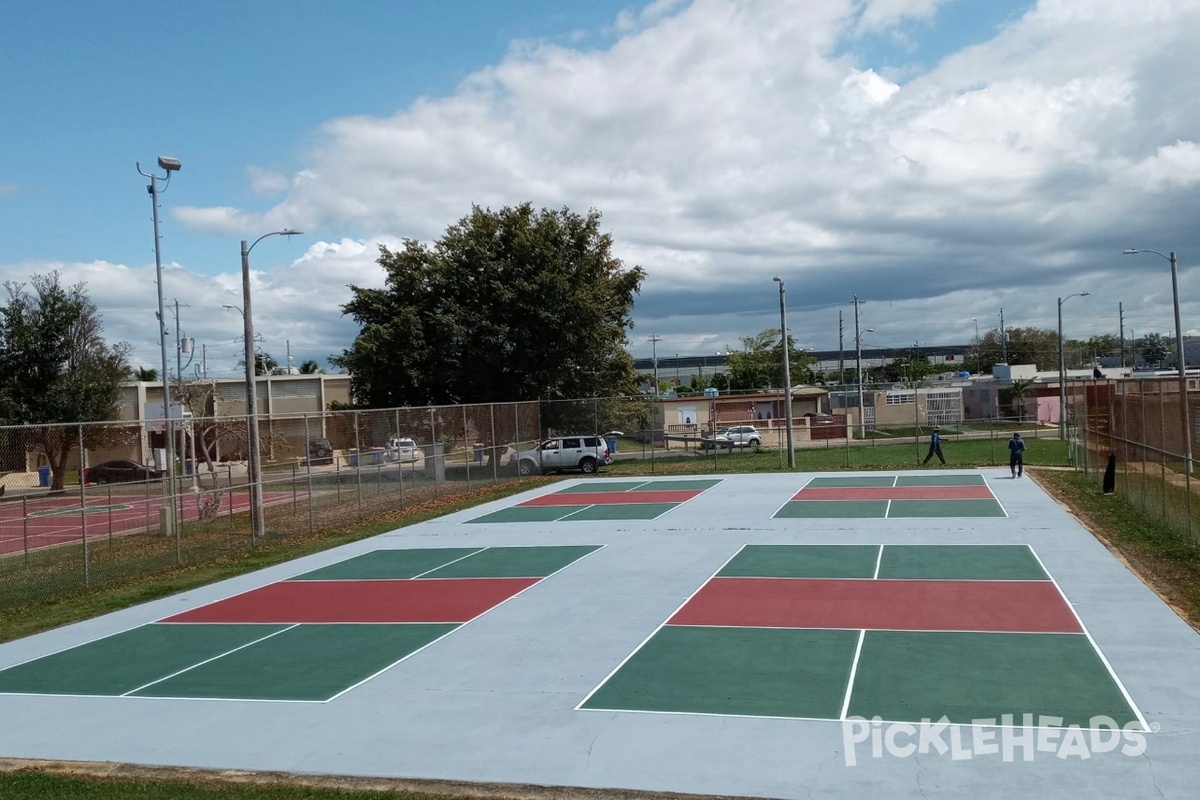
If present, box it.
[1103,453,1116,494]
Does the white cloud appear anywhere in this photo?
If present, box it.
[0,183,17,196]
[40,0,1200,362]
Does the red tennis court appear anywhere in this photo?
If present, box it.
[669,576,1082,633]
[520,489,701,506]
[164,577,540,624]
[793,485,994,501]
[0,491,292,557]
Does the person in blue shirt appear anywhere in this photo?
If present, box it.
[1009,432,1025,478]
[922,426,946,465]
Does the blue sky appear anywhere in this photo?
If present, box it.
[4,0,1200,379]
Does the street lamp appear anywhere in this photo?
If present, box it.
[137,156,182,534]
[1125,248,1192,475]
[856,327,874,439]
[1057,292,1090,448]
[240,229,303,543]
[773,277,795,468]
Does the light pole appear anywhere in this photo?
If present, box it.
[1125,248,1192,474]
[773,277,795,468]
[856,326,874,439]
[137,156,182,533]
[1057,292,1090,448]
[239,229,303,542]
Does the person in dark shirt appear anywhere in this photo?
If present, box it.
[923,426,946,465]
[1009,432,1025,478]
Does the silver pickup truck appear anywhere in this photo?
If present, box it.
[512,435,613,476]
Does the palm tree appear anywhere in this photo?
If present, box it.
[297,359,324,374]
[131,366,158,382]
[1002,377,1037,421]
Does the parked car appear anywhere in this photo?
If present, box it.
[511,435,613,476]
[83,460,163,484]
[306,438,334,465]
[385,436,420,463]
[699,425,763,450]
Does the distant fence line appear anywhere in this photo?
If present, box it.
[0,391,1108,613]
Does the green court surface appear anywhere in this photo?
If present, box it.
[778,474,1004,519]
[718,544,1047,580]
[875,545,1047,580]
[887,499,1007,518]
[553,479,722,493]
[775,500,890,518]
[846,631,1139,726]
[583,544,1141,727]
[0,624,284,696]
[464,505,588,523]
[719,544,882,578]
[409,545,599,578]
[563,503,678,521]
[772,501,1008,520]
[291,548,484,580]
[805,475,987,488]
[583,625,859,718]
[466,479,719,523]
[134,623,457,701]
[0,546,600,702]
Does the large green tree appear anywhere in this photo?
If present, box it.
[974,326,1060,372]
[334,203,645,407]
[1140,333,1170,368]
[0,273,130,490]
[725,329,817,391]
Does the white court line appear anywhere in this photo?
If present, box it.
[839,629,867,720]
[120,623,299,696]
[413,548,488,578]
[575,545,744,711]
[1026,545,1151,732]
[328,544,607,702]
[872,545,884,579]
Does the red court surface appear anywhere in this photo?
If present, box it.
[520,489,700,506]
[669,577,1083,633]
[0,491,290,557]
[793,485,994,501]
[163,577,538,624]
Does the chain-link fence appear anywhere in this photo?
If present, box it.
[0,391,1085,613]
[1075,377,1200,543]
[0,401,542,612]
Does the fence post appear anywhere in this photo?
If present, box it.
[430,408,439,500]
[304,414,315,535]
[354,410,363,519]
[78,424,90,587]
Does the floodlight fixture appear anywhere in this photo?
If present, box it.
[157,156,182,172]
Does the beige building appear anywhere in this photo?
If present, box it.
[651,387,842,445]
[27,374,352,472]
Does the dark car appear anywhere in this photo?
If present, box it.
[306,438,334,465]
[83,460,162,484]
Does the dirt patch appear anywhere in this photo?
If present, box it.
[0,758,754,800]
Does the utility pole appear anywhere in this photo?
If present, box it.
[648,334,661,394]
[855,295,865,439]
[1119,303,1126,369]
[838,310,845,385]
[286,340,294,375]
[999,308,1008,364]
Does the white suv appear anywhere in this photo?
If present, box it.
[513,435,613,476]
[385,437,420,463]
[700,425,763,450]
